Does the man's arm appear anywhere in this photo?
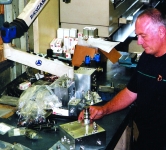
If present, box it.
[78,87,137,121]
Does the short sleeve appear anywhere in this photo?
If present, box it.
[127,69,138,93]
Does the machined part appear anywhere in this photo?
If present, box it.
[84,106,90,125]
[59,121,106,149]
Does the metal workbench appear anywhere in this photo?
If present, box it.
[0,105,135,150]
[0,59,136,150]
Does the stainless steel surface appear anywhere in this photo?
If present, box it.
[83,27,98,38]
[68,98,81,116]
[112,2,144,42]
[50,75,76,107]
[98,85,115,93]
[74,67,97,98]
[84,106,90,125]
[59,121,106,150]
[68,92,102,116]
[60,121,105,139]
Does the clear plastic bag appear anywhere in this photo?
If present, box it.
[17,85,62,125]
[18,85,61,109]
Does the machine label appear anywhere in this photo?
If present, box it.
[35,60,42,66]
[30,0,46,20]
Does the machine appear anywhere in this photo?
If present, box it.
[0,0,163,125]
[0,0,74,79]
[0,1,165,149]
[59,0,162,41]
[0,0,164,78]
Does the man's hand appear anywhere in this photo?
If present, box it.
[78,105,105,122]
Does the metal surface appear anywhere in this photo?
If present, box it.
[68,91,102,117]
[111,2,144,42]
[50,75,75,107]
[74,67,97,98]
[68,98,81,116]
[111,1,162,41]
[84,106,90,125]
[59,121,106,150]
[0,105,135,150]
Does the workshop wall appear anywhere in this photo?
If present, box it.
[32,0,59,54]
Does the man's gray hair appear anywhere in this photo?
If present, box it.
[138,8,166,27]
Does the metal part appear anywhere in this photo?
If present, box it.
[84,90,92,101]
[68,91,102,117]
[82,90,102,105]
[50,75,75,107]
[59,121,106,150]
[25,129,41,140]
[27,119,59,132]
[84,106,90,125]
[83,27,98,38]
[93,122,98,133]
[74,67,97,98]
[98,82,115,93]
[111,0,125,8]
[119,53,137,65]
[68,99,81,116]
[140,0,150,2]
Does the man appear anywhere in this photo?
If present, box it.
[78,8,166,150]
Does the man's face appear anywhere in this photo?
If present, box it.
[135,15,161,56]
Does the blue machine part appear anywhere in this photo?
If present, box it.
[85,55,91,65]
[1,22,17,43]
[93,53,101,62]
[1,18,29,43]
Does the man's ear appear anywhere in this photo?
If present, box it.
[158,26,166,38]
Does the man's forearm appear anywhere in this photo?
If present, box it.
[102,87,137,115]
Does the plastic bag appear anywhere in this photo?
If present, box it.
[18,85,61,109]
[17,85,62,125]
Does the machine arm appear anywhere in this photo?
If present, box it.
[0,0,74,79]
[1,18,28,43]
[1,0,49,43]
